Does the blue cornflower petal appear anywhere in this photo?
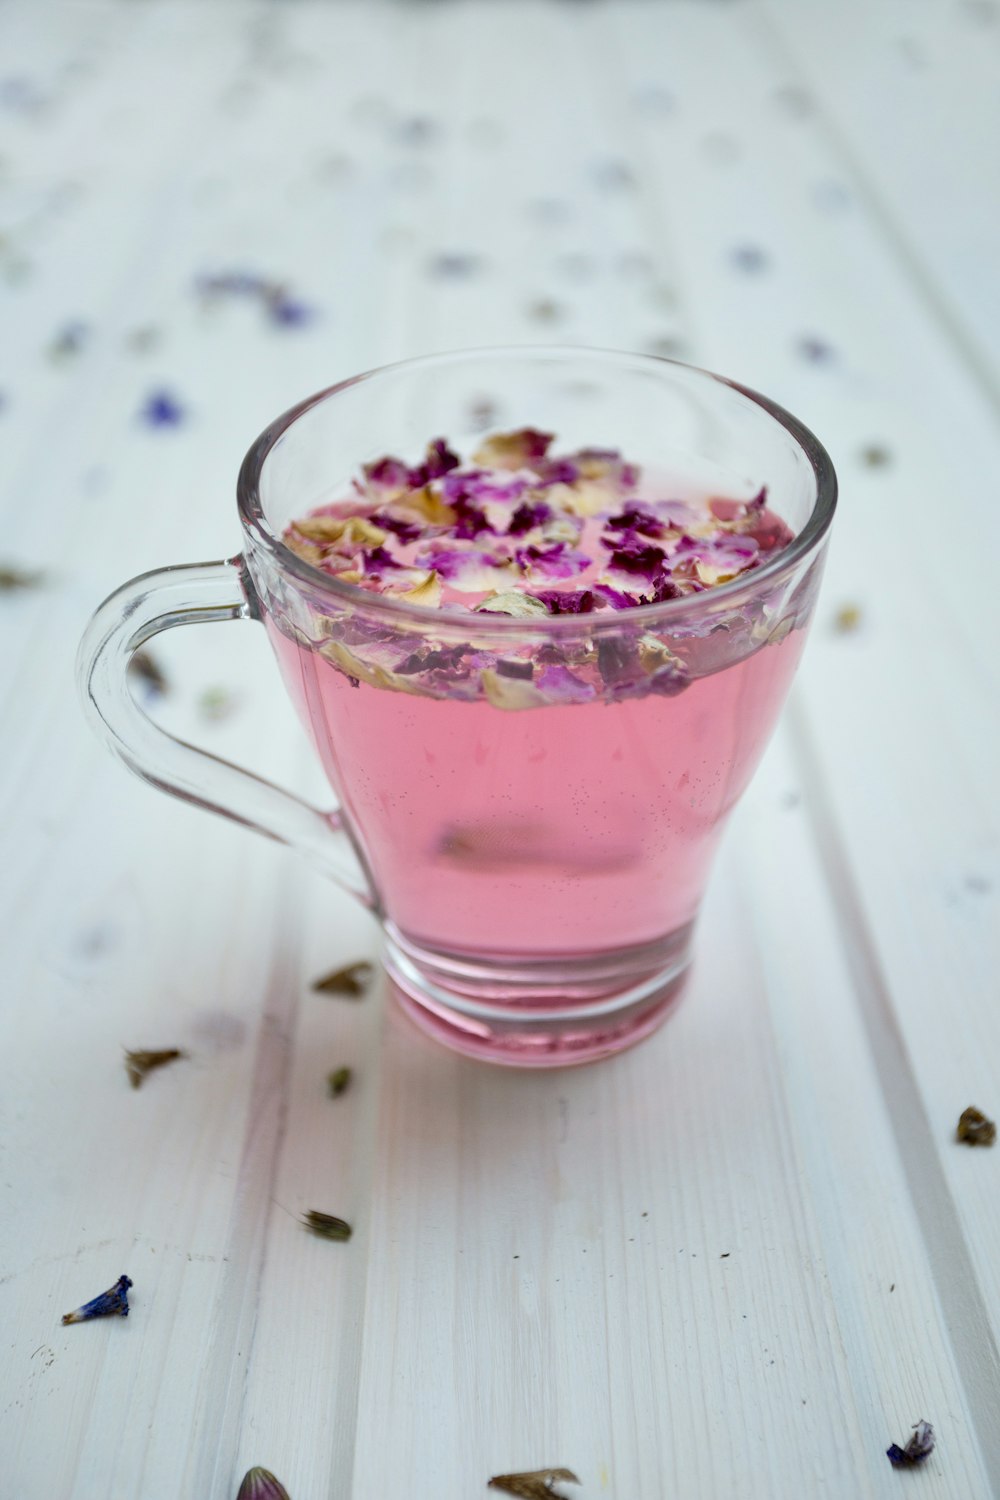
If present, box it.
[62,1274,133,1324]
[141,390,186,427]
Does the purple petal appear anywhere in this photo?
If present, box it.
[418,438,461,482]
[370,510,422,543]
[517,541,590,580]
[529,589,596,615]
[140,390,186,428]
[507,501,552,535]
[450,500,494,539]
[268,296,316,328]
[538,457,580,486]
[593,583,638,610]
[537,664,596,703]
[421,547,509,585]
[363,456,411,492]
[361,545,404,577]
[603,504,668,538]
[607,540,667,580]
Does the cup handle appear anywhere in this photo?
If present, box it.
[76,556,377,909]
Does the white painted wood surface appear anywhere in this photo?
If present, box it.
[1,3,999,1496]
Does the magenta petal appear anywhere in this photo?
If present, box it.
[528,589,596,614]
[537,664,596,702]
[517,541,590,580]
[363,455,411,491]
[593,583,639,610]
[507,500,552,535]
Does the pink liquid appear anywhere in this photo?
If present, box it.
[267,620,804,959]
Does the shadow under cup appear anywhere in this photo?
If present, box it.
[241,349,836,1065]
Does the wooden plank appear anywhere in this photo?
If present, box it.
[762,0,1000,406]
[606,0,1000,1455]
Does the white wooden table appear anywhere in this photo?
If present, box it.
[2,2,1000,1495]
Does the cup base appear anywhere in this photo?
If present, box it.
[383,926,692,1067]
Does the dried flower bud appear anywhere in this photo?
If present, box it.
[62,1274,133,1324]
[956,1106,996,1146]
[301,1210,352,1242]
[488,1469,580,1498]
[235,1467,292,1500]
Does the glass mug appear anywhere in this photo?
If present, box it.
[78,348,836,1066]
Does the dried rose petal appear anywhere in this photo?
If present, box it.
[421,548,513,589]
[507,500,553,535]
[536,664,596,702]
[529,589,596,615]
[283,430,795,702]
[517,542,590,581]
[473,428,554,469]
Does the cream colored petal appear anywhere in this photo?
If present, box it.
[481,668,548,710]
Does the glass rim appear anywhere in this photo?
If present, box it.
[236,344,837,633]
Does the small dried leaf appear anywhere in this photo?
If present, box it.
[128,650,168,695]
[0,562,45,591]
[302,1210,352,1241]
[886,1419,935,1467]
[311,961,373,997]
[488,1469,580,1499]
[956,1105,996,1146]
[198,686,237,721]
[833,604,862,633]
[327,1066,352,1098]
[235,1467,292,1500]
[124,1048,186,1090]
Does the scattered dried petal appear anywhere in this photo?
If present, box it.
[48,320,89,360]
[528,590,596,615]
[301,1210,352,1242]
[473,428,554,470]
[128,649,168,696]
[124,1048,186,1090]
[198,686,238,721]
[956,1106,996,1146]
[62,1274,133,1324]
[833,604,862,633]
[140,390,186,427]
[327,1066,352,1098]
[488,1468,580,1498]
[0,562,46,591]
[235,1466,292,1500]
[886,1420,935,1467]
[311,961,374,997]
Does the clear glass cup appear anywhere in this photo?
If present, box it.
[78,347,836,1066]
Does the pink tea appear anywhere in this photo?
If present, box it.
[261,428,811,1011]
[268,619,804,962]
